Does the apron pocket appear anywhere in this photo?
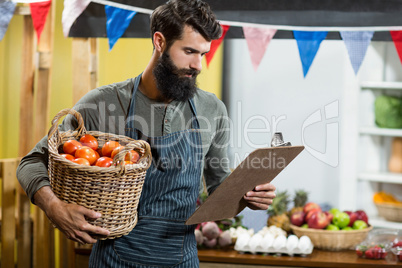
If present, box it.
[113,217,186,266]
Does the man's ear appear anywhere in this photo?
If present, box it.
[153,32,166,53]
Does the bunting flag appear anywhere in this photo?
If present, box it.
[205,24,230,67]
[391,31,402,65]
[105,5,137,51]
[0,1,16,41]
[30,0,51,43]
[62,0,91,37]
[294,31,328,77]
[243,27,277,71]
[340,31,374,75]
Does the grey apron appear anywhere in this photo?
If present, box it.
[89,75,202,267]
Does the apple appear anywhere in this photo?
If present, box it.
[301,224,308,228]
[344,211,358,227]
[303,202,321,214]
[305,208,321,223]
[353,220,368,230]
[290,211,306,227]
[355,210,369,224]
[328,208,341,216]
[332,212,350,229]
[325,224,339,231]
[324,211,334,223]
[308,211,330,229]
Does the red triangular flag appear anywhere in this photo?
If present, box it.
[30,0,51,43]
[391,31,402,65]
[205,25,230,68]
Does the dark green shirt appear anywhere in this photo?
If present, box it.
[17,76,231,203]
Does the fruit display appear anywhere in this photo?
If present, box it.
[267,190,291,232]
[58,134,141,167]
[289,201,369,231]
[392,238,402,262]
[234,225,313,255]
[373,191,402,222]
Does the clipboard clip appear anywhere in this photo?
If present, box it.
[271,132,292,147]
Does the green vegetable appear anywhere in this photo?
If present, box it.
[375,95,402,128]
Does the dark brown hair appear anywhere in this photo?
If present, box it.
[150,0,222,49]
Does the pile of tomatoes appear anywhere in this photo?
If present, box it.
[60,134,140,167]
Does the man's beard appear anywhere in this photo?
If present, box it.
[153,52,200,102]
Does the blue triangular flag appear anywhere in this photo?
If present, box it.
[293,31,328,77]
[340,31,374,75]
[0,1,17,41]
[105,5,137,51]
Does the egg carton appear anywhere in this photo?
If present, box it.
[234,234,314,256]
[234,243,313,256]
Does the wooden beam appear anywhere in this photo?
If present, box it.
[72,38,97,103]
[32,2,56,268]
[1,159,18,268]
[17,15,35,268]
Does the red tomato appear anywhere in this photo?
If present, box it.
[124,160,133,165]
[72,158,90,166]
[102,141,120,157]
[63,140,82,155]
[95,157,113,167]
[127,150,140,163]
[111,146,125,159]
[60,154,74,161]
[80,134,98,150]
[75,146,97,165]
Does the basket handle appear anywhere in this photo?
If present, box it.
[113,140,152,170]
[47,108,86,140]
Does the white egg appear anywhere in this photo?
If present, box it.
[286,235,299,252]
[298,235,312,252]
[235,233,251,249]
[273,234,287,250]
[260,233,275,250]
[249,233,263,252]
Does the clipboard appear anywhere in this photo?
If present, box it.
[186,145,304,225]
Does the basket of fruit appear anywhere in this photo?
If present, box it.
[373,191,402,222]
[289,203,372,251]
[47,108,152,239]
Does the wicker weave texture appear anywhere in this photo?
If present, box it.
[376,203,402,222]
[290,224,373,251]
[47,109,152,239]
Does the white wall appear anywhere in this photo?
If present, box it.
[223,38,402,230]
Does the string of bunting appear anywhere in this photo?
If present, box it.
[1,0,402,77]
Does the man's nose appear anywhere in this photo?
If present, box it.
[190,55,203,72]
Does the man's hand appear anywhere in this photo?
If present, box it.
[244,183,276,210]
[34,186,110,244]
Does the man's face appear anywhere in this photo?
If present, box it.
[153,25,211,102]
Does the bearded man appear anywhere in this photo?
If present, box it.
[17,0,276,266]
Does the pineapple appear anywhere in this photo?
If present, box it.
[289,189,308,216]
[267,190,291,232]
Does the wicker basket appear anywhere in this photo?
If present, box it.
[47,108,152,239]
[375,203,402,222]
[290,224,373,251]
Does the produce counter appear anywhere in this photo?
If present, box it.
[198,248,402,268]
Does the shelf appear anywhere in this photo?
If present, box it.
[361,81,402,91]
[358,172,402,184]
[369,217,402,230]
[359,126,402,137]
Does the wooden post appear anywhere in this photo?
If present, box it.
[1,159,18,268]
[17,9,35,268]
[32,2,55,268]
[72,38,98,103]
